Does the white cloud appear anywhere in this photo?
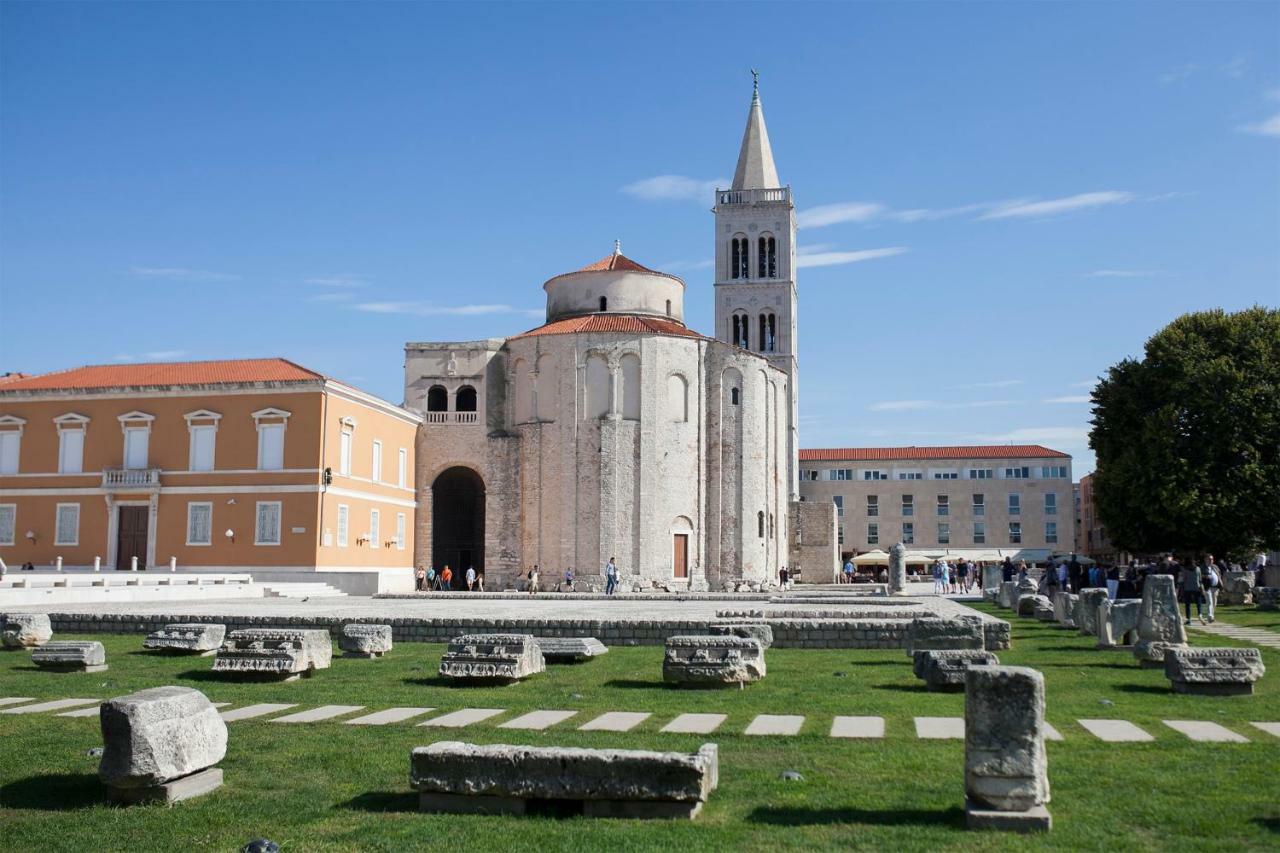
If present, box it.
[1070,380,1097,388]
[966,426,1090,447]
[111,350,189,362]
[304,274,368,287]
[1084,269,1161,278]
[978,191,1136,220]
[796,246,908,268]
[355,302,543,318]
[130,266,239,282]
[868,399,1014,412]
[1240,113,1280,138]
[1044,395,1091,404]
[621,175,726,202]
[954,379,1023,389]
[308,292,354,303]
[659,258,714,272]
[885,202,997,223]
[1159,63,1201,85]
[798,202,885,229]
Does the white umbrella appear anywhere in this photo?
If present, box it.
[852,549,890,566]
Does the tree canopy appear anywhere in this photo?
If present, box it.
[1089,306,1280,558]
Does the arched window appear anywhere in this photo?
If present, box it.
[757,510,765,538]
[513,358,533,424]
[621,353,641,421]
[585,354,610,419]
[455,386,477,412]
[730,387,740,406]
[731,312,749,349]
[769,513,775,539]
[758,234,777,278]
[426,385,448,412]
[667,374,688,422]
[665,299,671,316]
[599,296,608,312]
[758,315,767,352]
[760,313,777,353]
[535,354,557,422]
[730,235,749,279]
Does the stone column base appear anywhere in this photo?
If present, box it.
[965,799,1051,832]
[107,767,223,805]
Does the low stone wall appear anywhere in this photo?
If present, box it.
[48,612,915,649]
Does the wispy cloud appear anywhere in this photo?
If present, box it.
[308,292,355,303]
[355,302,543,318]
[796,246,908,268]
[304,274,368,287]
[966,426,1090,447]
[1084,269,1161,278]
[978,191,1136,220]
[112,350,189,362]
[1240,113,1280,138]
[885,203,995,223]
[1070,380,1097,389]
[1159,63,1201,85]
[659,258,714,272]
[954,379,1023,390]
[130,266,239,282]
[798,202,885,228]
[621,175,727,202]
[1043,395,1091,404]
[868,399,1014,412]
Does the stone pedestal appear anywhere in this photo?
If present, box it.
[32,641,106,672]
[537,637,610,663]
[964,665,1051,833]
[1017,594,1051,618]
[1052,593,1077,629]
[1096,600,1140,649]
[1,613,52,649]
[212,629,332,680]
[1164,647,1265,695]
[982,565,1003,596]
[339,623,393,657]
[1073,589,1109,636]
[888,543,907,595]
[708,622,774,649]
[439,634,545,683]
[905,617,986,656]
[144,623,226,656]
[998,582,1017,609]
[913,649,999,690]
[663,635,765,687]
[1133,575,1187,667]
[1014,578,1038,613]
[1219,571,1255,606]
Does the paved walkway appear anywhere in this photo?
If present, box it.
[5,695,1274,743]
[1188,620,1280,650]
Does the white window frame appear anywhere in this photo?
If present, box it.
[866,495,879,517]
[861,468,887,481]
[186,501,213,546]
[1009,493,1021,515]
[1044,492,1058,515]
[1003,466,1030,479]
[336,504,349,548]
[371,440,383,483]
[53,413,89,474]
[339,429,353,476]
[369,508,380,549]
[0,415,27,475]
[973,521,986,544]
[398,448,408,489]
[255,501,282,546]
[832,495,844,517]
[184,410,221,472]
[867,522,879,545]
[0,503,15,546]
[1009,521,1022,544]
[256,423,285,471]
[936,494,949,516]
[972,493,985,516]
[1046,521,1058,544]
[901,494,914,516]
[396,512,406,551]
[902,521,915,545]
[938,522,950,545]
[54,502,80,546]
[118,411,155,470]
[968,468,993,480]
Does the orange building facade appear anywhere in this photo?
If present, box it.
[0,359,421,593]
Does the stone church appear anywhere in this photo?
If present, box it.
[404,81,836,590]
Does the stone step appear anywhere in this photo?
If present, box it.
[1077,719,1154,742]
[1162,720,1248,743]
[220,703,299,722]
[418,708,506,728]
[914,716,964,739]
[344,707,435,726]
[744,714,804,736]
[578,712,651,732]
[0,698,99,715]
[831,715,884,738]
[270,705,365,724]
[0,698,36,708]
[1250,722,1280,738]
[661,713,727,734]
[498,710,578,730]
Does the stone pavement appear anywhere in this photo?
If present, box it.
[1189,620,1280,650]
[6,695,1274,743]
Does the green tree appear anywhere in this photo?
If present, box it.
[1089,306,1280,558]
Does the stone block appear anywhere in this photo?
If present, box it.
[211,628,332,680]
[663,635,765,687]
[410,741,718,820]
[707,622,774,649]
[1,613,52,649]
[905,618,985,657]
[32,641,107,672]
[1073,589,1109,636]
[1219,571,1255,606]
[966,801,1052,832]
[144,623,226,656]
[99,686,227,805]
[1017,594,1051,618]
[1096,600,1140,649]
[984,620,1012,651]
[913,649,1000,690]
[537,637,609,663]
[1052,593,1077,629]
[1133,575,1187,666]
[439,634,545,683]
[1256,587,1280,611]
[1033,601,1056,622]
[339,623,393,657]
[964,665,1050,831]
[982,565,1003,593]
[1013,578,1039,612]
[1164,647,1265,695]
[998,582,1017,609]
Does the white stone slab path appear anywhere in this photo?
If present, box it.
[744,714,805,736]
[344,707,435,726]
[1188,621,1280,650]
[499,710,578,730]
[271,705,365,724]
[578,712,651,732]
[1251,722,1280,739]
[1077,719,1154,742]
[661,713,727,734]
[914,716,965,739]
[0,698,36,708]
[1,698,99,715]
[221,703,298,722]
[1162,720,1248,743]
[831,716,885,738]
[57,701,232,718]
[1043,722,1064,742]
[418,708,506,728]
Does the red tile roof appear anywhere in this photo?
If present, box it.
[576,252,659,274]
[0,358,325,392]
[0,373,30,385]
[799,445,1070,462]
[512,314,704,340]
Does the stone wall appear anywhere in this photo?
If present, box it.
[788,499,838,582]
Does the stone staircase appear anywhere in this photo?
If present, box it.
[260,582,347,600]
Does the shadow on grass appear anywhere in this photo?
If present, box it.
[748,805,965,828]
[0,773,101,810]
[1113,684,1170,695]
[1251,816,1280,833]
[1037,645,1105,652]
[603,679,667,690]
[338,790,418,813]
[1035,661,1137,670]
[875,683,929,693]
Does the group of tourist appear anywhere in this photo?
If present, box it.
[522,558,622,595]
[413,565,481,592]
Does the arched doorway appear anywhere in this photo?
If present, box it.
[432,466,485,573]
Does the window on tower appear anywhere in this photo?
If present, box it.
[731,312,749,349]
[730,235,749,279]
[761,313,776,352]
[599,296,607,312]
[759,234,777,278]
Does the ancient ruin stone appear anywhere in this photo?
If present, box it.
[984,620,1012,651]
[998,582,1018,609]
[1256,587,1280,611]
[1096,600,1140,649]
[1,613,52,649]
[1073,589,1110,637]
[1052,593,1077,629]
[905,618,985,657]
[1033,600,1057,622]
[439,634,545,683]
[99,686,227,804]
[913,649,1000,690]
[32,640,107,672]
[339,623,393,657]
[1164,647,1265,695]
[964,665,1051,832]
[212,628,332,680]
[1014,578,1039,612]
[1017,594,1051,618]
[888,542,907,595]
[1219,571,1255,606]
[411,740,719,819]
[1132,575,1188,667]
[144,623,226,656]
[538,637,609,663]
[708,622,774,649]
[982,565,1003,595]
[663,635,765,687]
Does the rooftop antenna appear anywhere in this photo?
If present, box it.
[613,238,621,256]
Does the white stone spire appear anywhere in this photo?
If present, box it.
[731,71,780,190]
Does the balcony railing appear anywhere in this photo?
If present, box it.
[103,468,161,489]
[716,187,791,206]
[424,411,479,424]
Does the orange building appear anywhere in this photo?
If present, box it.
[0,359,421,593]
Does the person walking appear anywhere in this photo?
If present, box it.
[604,557,618,595]
[1068,554,1082,592]
[528,565,540,595]
[440,564,453,591]
[1001,556,1014,583]
[564,566,575,593]
[842,559,854,584]
[932,560,946,595]
[1202,555,1220,623]
[1105,564,1120,600]
[426,565,438,590]
[957,559,969,593]
[414,565,426,592]
[1178,559,1205,625]
[465,566,477,592]
[779,566,789,590]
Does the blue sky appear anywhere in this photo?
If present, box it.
[2,2,1277,474]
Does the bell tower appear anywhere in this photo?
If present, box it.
[713,72,799,497]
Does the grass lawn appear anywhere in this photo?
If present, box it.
[1,604,1277,852]
[1210,604,1280,631]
